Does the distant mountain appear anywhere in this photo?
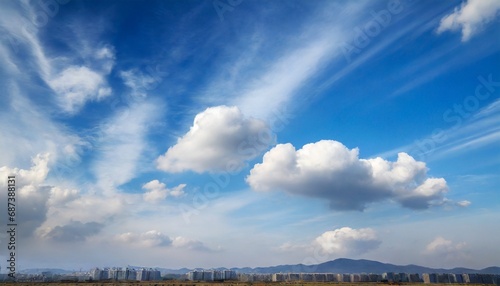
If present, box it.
[19,268,73,275]
[128,266,191,275]
[478,267,500,275]
[21,259,500,275]
[157,267,192,275]
[226,258,500,275]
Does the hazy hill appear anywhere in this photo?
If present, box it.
[19,268,73,275]
[228,258,500,275]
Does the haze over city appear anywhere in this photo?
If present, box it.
[0,0,499,271]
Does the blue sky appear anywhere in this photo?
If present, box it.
[0,0,499,271]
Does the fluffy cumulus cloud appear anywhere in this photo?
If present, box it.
[142,180,186,203]
[115,230,172,248]
[0,154,52,236]
[437,0,500,41]
[39,193,125,232]
[157,106,274,173]
[48,66,112,113]
[47,187,79,206]
[425,236,467,262]
[247,140,449,211]
[314,227,381,256]
[0,153,124,243]
[46,43,115,114]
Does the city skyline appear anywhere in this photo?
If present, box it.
[13,257,500,274]
[6,264,500,285]
[5,258,500,275]
[0,0,499,271]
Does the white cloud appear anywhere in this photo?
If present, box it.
[48,187,79,206]
[1,153,50,186]
[231,38,334,120]
[95,46,115,74]
[169,185,186,197]
[425,236,466,255]
[1,1,115,115]
[247,140,449,211]
[40,221,104,242]
[45,39,115,114]
[197,2,379,121]
[157,106,274,173]
[172,236,219,252]
[0,153,127,242]
[113,231,218,252]
[377,98,500,163]
[437,0,500,42]
[0,153,90,238]
[0,154,51,236]
[314,227,381,256]
[0,1,52,80]
[93,102,162,191]
[115,230,172,248]
[396,177,449,209]
[0,84,83,169]
[120,69,159,99]
[277,242,310,252]
[45,193,125,226]
[456,200,472,207]
[48,66,112,114]
[142,180,186,203]
[143,180,167,201]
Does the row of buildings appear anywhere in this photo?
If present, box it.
[3,269,499,284]
[89,267,162,281]
[422,273,500,284]
[198,272,499,284]
[186,270,238,281]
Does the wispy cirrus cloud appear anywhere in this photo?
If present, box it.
[0,1,115,115]
[377,98,500,163]
[0,3,119,180]
[196,2,379,120]
[120,69,159,99]
[230,38,336,120]
[0,84,83,168]
[92,101,163,191]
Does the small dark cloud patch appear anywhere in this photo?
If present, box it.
[45,221,104,242]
